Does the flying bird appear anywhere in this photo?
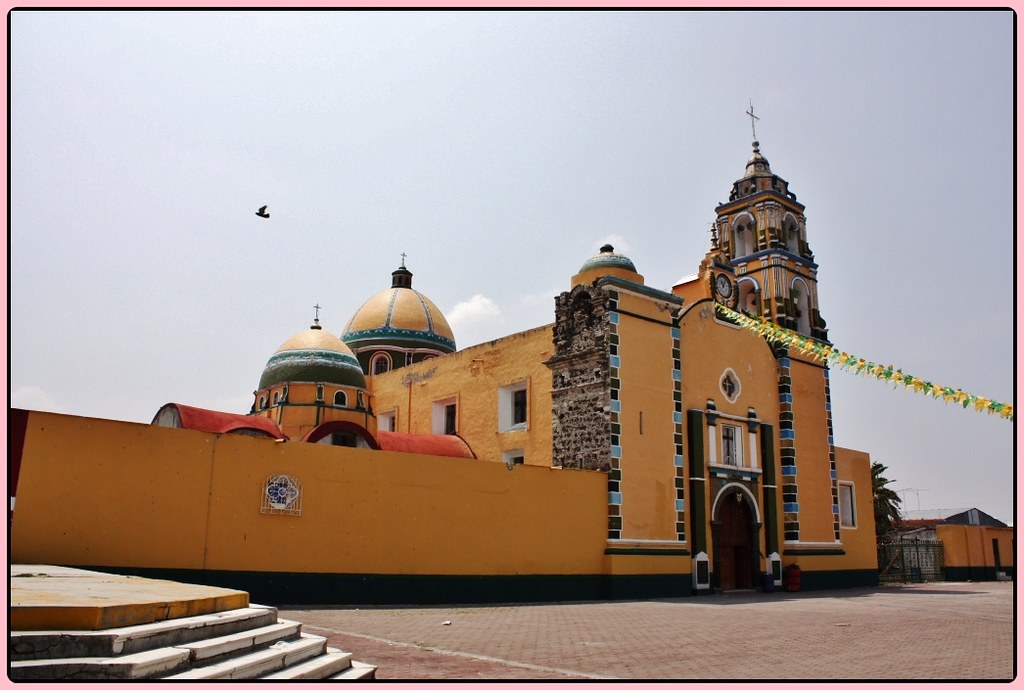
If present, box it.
[256,205,269,218]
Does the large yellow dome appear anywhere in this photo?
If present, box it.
[342,263,456,360]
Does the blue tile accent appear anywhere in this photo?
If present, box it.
[833,504,840,514]
[672,369,681,381]
[780,429,795,440]
[610,399,621,413]
[609,312,620,325]
[783,502,800,513]
[671,327,680,339]
[830,470,837,479]
[780,393,793,403]
[675,499,685,511]
[781,466,798,476]
[610,355,621,368]
[609,492,623,505]
[827,435,834,445]
[779,358,791,368]
[611,445,622,459]
[674,455,684,467]
[673,411,682,424]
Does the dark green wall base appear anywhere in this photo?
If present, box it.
[945,566,1015,582]
[84,567,693,606]
[790,569,879,591]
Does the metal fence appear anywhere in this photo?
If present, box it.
[878,538,945,583]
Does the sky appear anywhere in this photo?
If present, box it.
[9,9,1016,524]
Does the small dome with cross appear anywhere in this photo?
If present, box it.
[258,322,367,390]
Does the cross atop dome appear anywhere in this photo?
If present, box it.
[312,302,322,330]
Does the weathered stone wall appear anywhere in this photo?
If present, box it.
[547,285,611,471]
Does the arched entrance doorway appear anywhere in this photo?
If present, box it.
[713,490,758,590]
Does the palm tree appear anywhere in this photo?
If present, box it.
[872,462,903,537]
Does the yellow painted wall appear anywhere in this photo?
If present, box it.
[368,325,554,466]
[613,289,679,541]
[834,447,878,570]
[253,382,376,440]
[937,524,1015,570]
[11,411,608,577]
[11,415,215,570]
[678,300,782,556]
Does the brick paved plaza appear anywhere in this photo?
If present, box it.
[283,581,1015,680]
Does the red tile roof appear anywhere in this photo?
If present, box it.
[153,403,287,440]
[376,430,476,459]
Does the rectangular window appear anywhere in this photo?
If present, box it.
[721,425,742,466]
[444,404,457,435]
[502,449,525,468]
[839,482,856,528]
[513,389,527,425]
[498,382,528,432]
[433,397,458,435]
[378,411,396,432]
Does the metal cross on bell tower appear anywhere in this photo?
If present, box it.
[746,100,760,143]
[312,302,322,329]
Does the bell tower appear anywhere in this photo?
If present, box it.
[711,118,828,342]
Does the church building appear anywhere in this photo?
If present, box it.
[10,138,878,602]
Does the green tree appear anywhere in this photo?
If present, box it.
[872,462,903,537]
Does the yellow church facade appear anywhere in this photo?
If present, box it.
[10,140,880,603]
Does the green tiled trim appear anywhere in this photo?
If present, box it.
[84,566,693,605]
[796,568,879,590]
[604,548,691,556]
[782,548,847,556]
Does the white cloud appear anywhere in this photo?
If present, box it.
[11,386,62,413]
[446,294,505,348]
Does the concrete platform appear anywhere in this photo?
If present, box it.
[10,565,249,631]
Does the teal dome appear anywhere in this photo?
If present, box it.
[258,324,367,390]
[579,244,637,273]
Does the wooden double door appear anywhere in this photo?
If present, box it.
[715,493,756,590]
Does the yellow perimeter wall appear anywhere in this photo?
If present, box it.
[937,524,1015,581]
[11,411,608,578]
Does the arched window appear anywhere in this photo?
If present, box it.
[272,391,280,405]
[371,353,392,375]
[333,390,347,407]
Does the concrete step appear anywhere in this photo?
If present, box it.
[10,646,192,680]
[164,632,327,680]
[10,605,279,660]
[178,619,301,665]
[330,659,378,680]
[262,649,354,680]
